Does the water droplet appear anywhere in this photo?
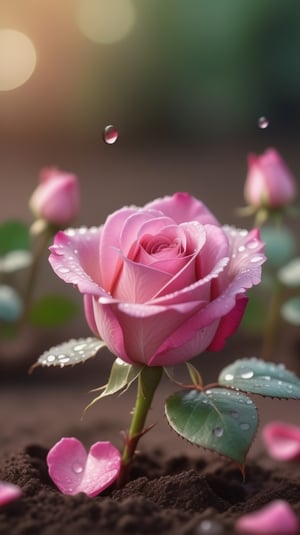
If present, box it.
[240,423,250,430]
[47,355,56,363]
[72,462,83,474]
[257,116,269,129]
[224,373,234,381]
[240,369,254,379]
[196,519,224,534]
[212,426,224,438]
[58,267,70,273]
[230,410,239,419]
[103,124,118,144]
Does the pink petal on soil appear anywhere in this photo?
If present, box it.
[262,421,300,461]
[236,500,300,534]
[47,437,121,497]
[0,481,22,506]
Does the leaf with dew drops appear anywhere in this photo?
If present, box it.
[30,337,107,371]
[165,388,258,464]
[219,358,300,399]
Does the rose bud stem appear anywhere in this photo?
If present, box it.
[116,366,163,488]
[261,278,283,361]
[19,223,53,328]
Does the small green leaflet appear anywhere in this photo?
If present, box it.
[31,337,106,370]
[165,388,258,464]
[219,358,300,398]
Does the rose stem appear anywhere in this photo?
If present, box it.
[261,277,283,360]
[117,366,163,488]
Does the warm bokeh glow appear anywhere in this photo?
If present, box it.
[0,29,37,91]
[76,0,136,44]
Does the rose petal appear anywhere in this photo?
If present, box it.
[47,437,121,497]
[145,192,220,226]
[262,422,300,461]
[235,500,300,534]
[0,482,22,506]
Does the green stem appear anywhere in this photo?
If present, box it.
[117,366,163,488]
[19,224,53,328]
[261,278,283,361]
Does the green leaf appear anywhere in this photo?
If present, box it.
[241,294,266,334]
[31,337,106,370]
[0,220,30,254]
[165,388,258,464]
[186,362,203,386]
[95,359,142,399]
[85,360,142,412]
[281,297,300,326]
[260,225,297,269]
[278,258,300,287]
[29,295,78,327]
[219,358,300,399]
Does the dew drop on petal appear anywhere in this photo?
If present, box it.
[103,124,119,144]
[212,426,224,438]
[257,116,269,129]
[72,462,84,474]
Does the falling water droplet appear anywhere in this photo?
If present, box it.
[72,462,83,474]
[257,116,269,129]
[103,124,119,144]
[212,426,224,438]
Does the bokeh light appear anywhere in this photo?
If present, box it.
[0,29,37,91]
[76,0,136,45]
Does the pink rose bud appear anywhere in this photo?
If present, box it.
[262,421,300,461]
[0,481,22,506]
[244,148,296,209]
[236,500,299,534]
[29,168,79,226]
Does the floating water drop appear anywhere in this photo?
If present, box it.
[212,426,224,438]
[258,116,269,129]
[72,462,83,474]
[103,124,119,144]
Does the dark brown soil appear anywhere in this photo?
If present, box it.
[0,444,300,535]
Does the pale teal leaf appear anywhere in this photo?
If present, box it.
[261,225,297,268]
[32,337,106,369]
[219,358,300,399]
[165,388,258,464]
[278,258,300,287]
[281,297,300,326]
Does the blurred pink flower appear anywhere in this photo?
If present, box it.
[262,421,300,461]
[0,481,22,506]
[47,437,121,496]
[49,193,265,366]
[244,148,296,209]
[29,168,79,226]
[236,500,299,534]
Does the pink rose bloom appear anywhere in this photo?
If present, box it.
[244,148,296,209]
[49,193,265,367]
[29,168,80,226]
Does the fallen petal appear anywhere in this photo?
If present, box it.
[262,421,300,461]
[236,500,300,534]
[47,437,121,496]
[0,481,22,506]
